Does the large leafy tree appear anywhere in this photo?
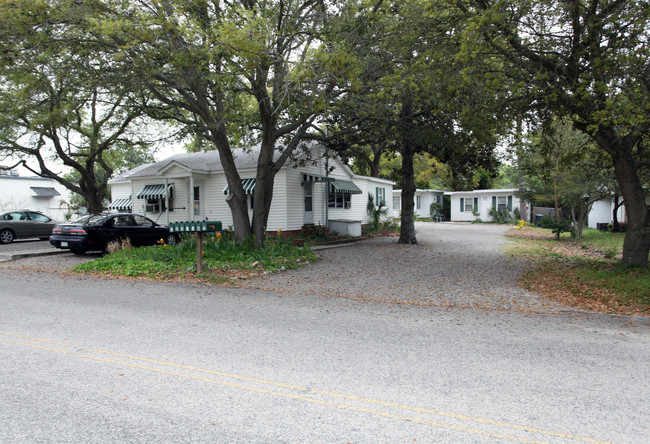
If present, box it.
[519,119,614,238]
[0,0,157,214]
[326,0,507,244]
[91,0,349,247]
[465,0,650,265]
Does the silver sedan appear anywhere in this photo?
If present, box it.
[0,210,58,244]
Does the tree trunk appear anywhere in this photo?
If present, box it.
[398,95,417,245]
[252,140,277,249]
[596,135,650,266]
[210,130,252,242]
[612,194,623,232]
[368,143,383,178]
[84,191,104,215]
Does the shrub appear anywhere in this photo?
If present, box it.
[538,215,574,240]
[488,208,513,224]
[367,193,388,230]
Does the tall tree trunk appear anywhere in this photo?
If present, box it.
[210,130,252,241]
[252,139,277,249]
[398,95,417,245]
[594,133,650,266]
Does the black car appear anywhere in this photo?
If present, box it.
[49,213,179,255]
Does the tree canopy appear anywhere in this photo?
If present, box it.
[463,0,650,264]
[0,0,158,213]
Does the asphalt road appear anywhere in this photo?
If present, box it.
[1,264,648,443]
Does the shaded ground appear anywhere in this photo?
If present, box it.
[508,227,649,316]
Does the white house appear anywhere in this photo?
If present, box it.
[392,189,445,219]
[108,145,394,236]
[447,189,523,222]
[0,168,72,220]
[587,197,627,229]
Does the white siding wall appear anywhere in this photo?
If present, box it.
[450,193,476,222]
[415,191,444,218]
[0,176,72,220]
[588,198,626,229]
[393,190,443,219]
[358,178,394,224]
[267,169,290,231]
[588,200,612,229]
[392,191,401,218]
[449,190,520,222]
[117,152,394,233]
[109,182,132,200]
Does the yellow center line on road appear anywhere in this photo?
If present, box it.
[0,331,612,444]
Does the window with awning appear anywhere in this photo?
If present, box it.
[136,184,174,199]
[108,198,132,211]
[223,178,256,195]
[30,187,60,197]
[329,179,362,195]
[302,173,329,182]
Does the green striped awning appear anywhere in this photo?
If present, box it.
[108,198,132,211]
[330,179,362,194]
[223,178,256,195]
[136,184,173,200]
[302,173,329,182]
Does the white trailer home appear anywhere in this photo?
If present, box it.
[0,169,72,220]
[448,189,523,222]
[392,189,445,219]
[108,145,394,236]
[587,197,627,229]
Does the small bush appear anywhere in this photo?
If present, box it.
[75,233,317,280]
[488,208,513,224]
[537,216,574,239]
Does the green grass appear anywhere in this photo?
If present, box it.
[576,263,650,307]
[508,226,649,315]
[577,228,626,258]
[74,233,318,283]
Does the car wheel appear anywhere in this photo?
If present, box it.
[104,238,120,254]
[166,233,179,246]
[0,228,15,244]
[70,248,86,256]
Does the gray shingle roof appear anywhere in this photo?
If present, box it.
[110,146,290,182]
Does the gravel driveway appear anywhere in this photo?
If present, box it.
[243,222,567,313]
[1,222,566,313]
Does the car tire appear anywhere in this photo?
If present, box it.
[166,233,179,246]
[0,228,15,244]
[104,237,121,254]
[70,248,86,256]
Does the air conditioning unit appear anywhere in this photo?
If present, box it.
[145,203,160,213]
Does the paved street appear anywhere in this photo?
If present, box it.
[1,224,649,443]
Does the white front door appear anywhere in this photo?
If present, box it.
[304,182,313,224]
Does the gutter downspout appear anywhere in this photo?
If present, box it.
[164,177,170,225]
[325,144,329,230]
[189,175,195,222]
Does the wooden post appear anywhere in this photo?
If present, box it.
[196,231,203,274]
